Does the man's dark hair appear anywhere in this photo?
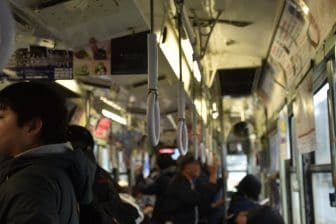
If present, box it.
[177,152,198,171]
[236,174,261,201]
[67,125,96,162]
[0,81,68,144]
[156,153,176,170]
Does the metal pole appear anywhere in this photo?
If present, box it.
[219,98,227,222]
[326,60,336,189]
[85,91,91,128]
[293,126,307,224]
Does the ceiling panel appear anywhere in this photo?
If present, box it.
[10,0,148,47]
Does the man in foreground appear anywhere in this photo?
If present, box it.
[0,82,95,223]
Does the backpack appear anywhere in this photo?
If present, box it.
[80,166,142,224]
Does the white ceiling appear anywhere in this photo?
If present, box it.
[193,0,284,69]
[10,0,148,48]
[6,0,289,141]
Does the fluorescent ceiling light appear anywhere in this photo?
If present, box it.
[193,61,202,82]
[2,68,17,77]
[56,80,81,94]
[194,98,207,122]
[100,97,123,111]
[181,39,202,82]
[302,5,309,15]
[167,114,177,129]
[212,102,217,111]
[38,38,55,49]
[102,109,127,125]
[181,39,194,68]
[118,180,129,187]
[212,111,219,119]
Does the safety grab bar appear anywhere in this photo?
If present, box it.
[147,33,160,147]
[0,1,15,70]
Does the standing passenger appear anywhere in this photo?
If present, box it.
[163,153,201,224]
[136,153,177,223]
[0,82,96,223]
[227,174,261,223]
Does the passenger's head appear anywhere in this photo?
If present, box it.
[67,125,96,162]
[235,206,284,224]
[237,174,261,201]
[0,82,68,156]
[178,152,201,178]
[156,153,176,170]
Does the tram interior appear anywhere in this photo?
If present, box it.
[1,0,336,223]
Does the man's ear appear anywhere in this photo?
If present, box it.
[24,118,43,137]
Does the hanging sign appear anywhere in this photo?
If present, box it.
[293,75,317,154]
[278,106,291,160]
[1,46,73,80]
[73,38,111,76]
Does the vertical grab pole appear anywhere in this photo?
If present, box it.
[0,1,15,70]
[192,60,199,159]
[85,91,91,128]
[219,98,228,220]
[327,59,336,189]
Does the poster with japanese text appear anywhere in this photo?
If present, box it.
[293,75,316,154]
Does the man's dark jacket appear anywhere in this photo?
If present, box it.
[137,166,176,223]
[0,143,96,224]
[163,173,200,224]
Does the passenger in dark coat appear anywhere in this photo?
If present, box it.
[163,153,201,224]
[0,82,96,224]
[136,153,176,223]
[227,174,261,223]
[196,159,224,224]
[235,205,285,224]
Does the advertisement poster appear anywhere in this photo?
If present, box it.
[1,46,73,80]
[94,117,111,144]
[278,107,291,160]
[269,131,280,173]
[293,76,317,154]
[73,38,111,77]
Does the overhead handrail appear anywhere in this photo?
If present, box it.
[147,0,160,147]
[176,0,188,155]
[0,1,15,70]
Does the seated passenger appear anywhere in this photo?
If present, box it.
[235,205,285,224]
[0,82,96,223]
[227,174,261,223]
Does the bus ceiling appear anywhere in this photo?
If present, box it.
[5,0,336,120]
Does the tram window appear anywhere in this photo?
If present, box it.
[227,155,247,192]
[98,147,111,171]
[312,173,336,224]
[227,154,247,171]
[143,152,150,178]
[227,172,247,192]
[313,83,331,164]
[290,173,302,224]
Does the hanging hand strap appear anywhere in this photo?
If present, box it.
[0,1,15,70]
